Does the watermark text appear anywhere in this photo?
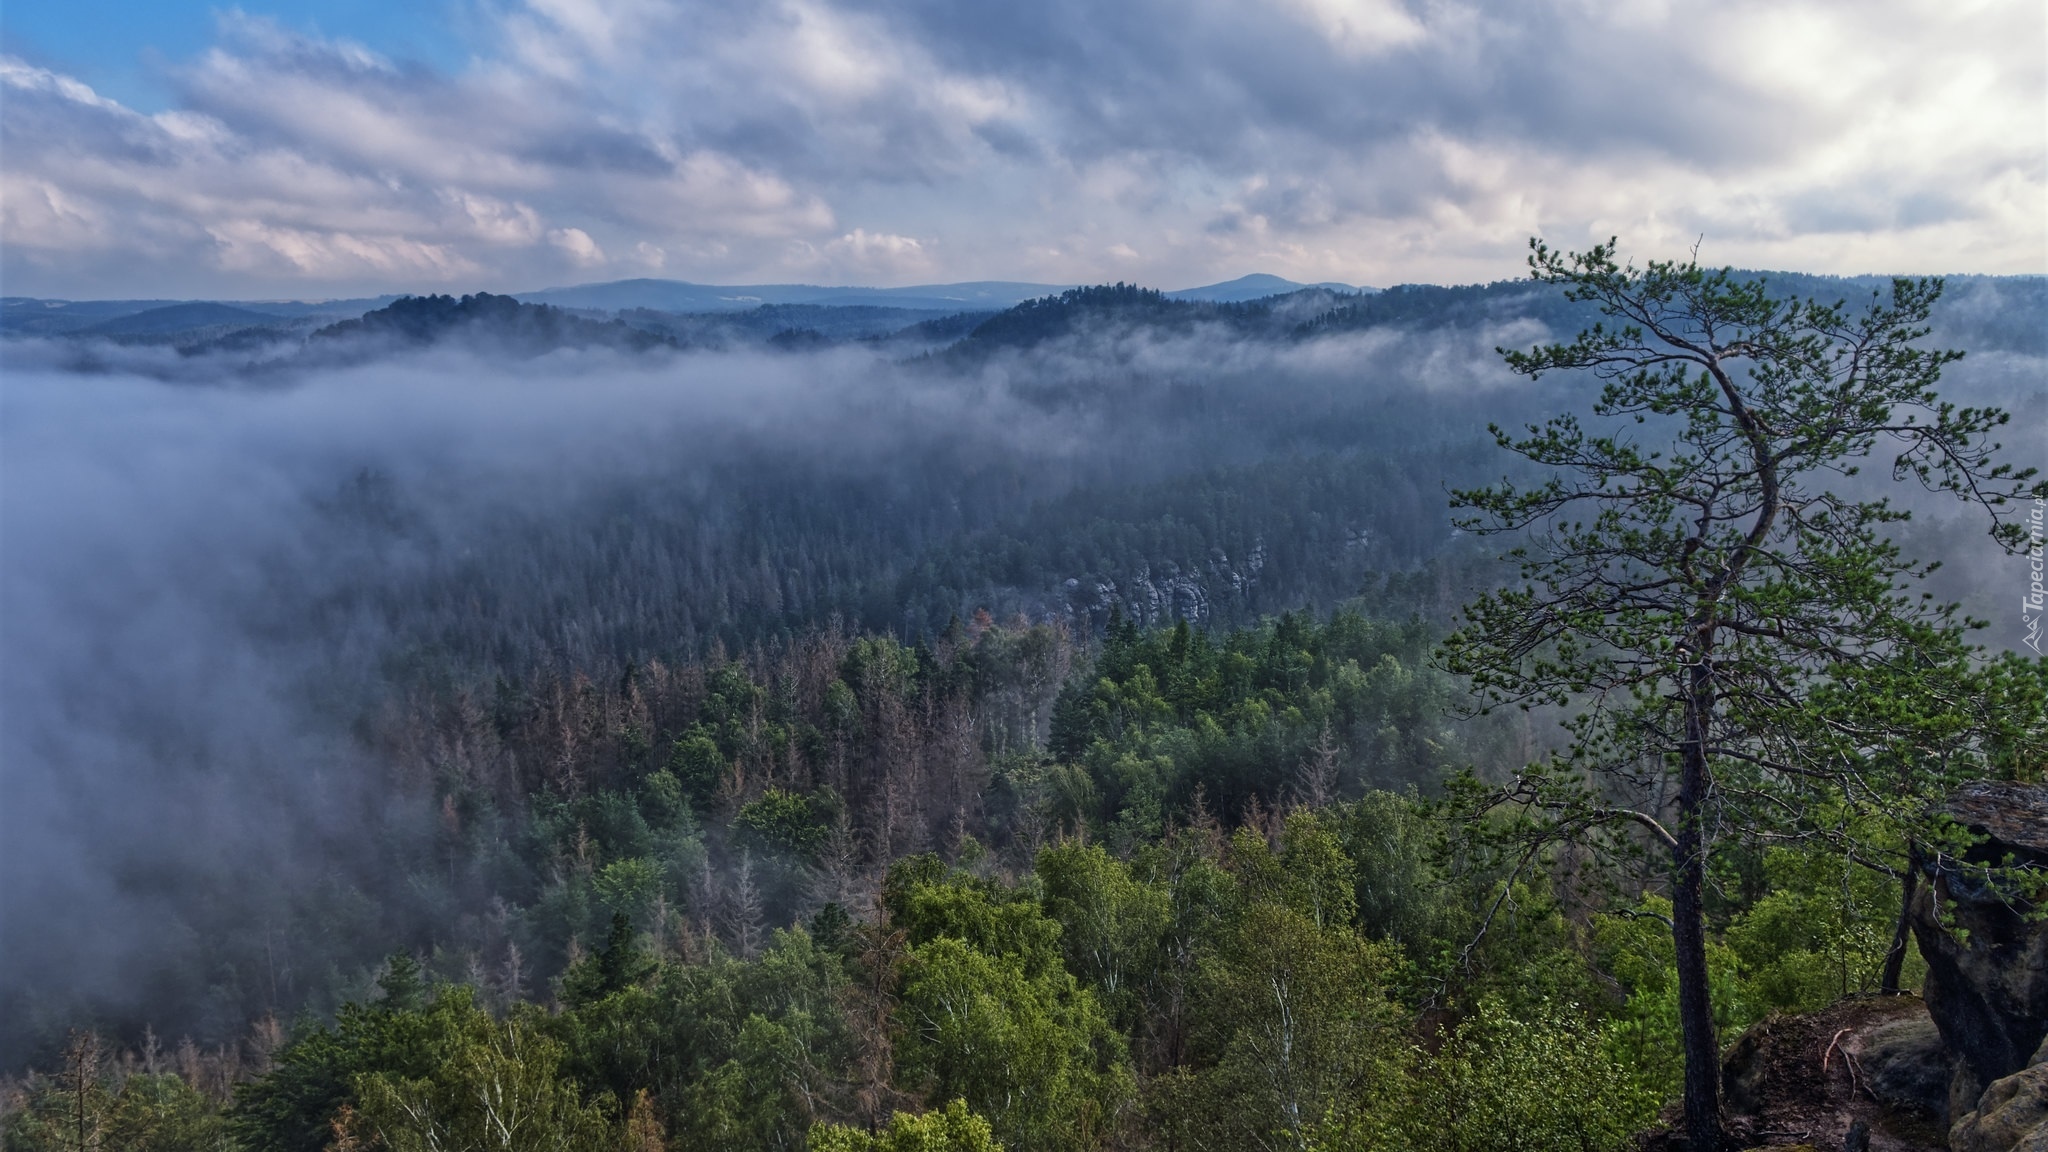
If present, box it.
[2024,497,2045,654]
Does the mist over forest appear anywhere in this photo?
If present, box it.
[1,271,2043,1149]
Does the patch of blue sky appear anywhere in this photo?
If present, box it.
[0,0,469,111]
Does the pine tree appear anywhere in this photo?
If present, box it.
[1444,238,2043,1150]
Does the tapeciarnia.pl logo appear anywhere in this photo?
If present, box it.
[2024,497,2045,655]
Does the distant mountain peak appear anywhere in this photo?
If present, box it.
[1166,274,1370,303]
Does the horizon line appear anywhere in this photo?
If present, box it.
[6,268,2043,307]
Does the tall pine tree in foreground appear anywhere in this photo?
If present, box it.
[1443,239,2044,1151]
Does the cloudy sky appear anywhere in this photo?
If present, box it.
[2,0,2042,299]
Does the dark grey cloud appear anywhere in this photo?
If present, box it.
[843,0,1772,162]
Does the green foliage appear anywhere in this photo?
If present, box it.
[668,729,729,807]
[336,992,616,1152]
[1048,610,1494,834]
[1148,817,1405,1152]
[557,927,851,1152]
[736,788,837,859]
[896,939,1131,1152]
[1324,791,1460,959]
[92,766,1933,1152]
[2,1068,229,1152]
[1590,896,1750,1100]
[810,901,855,954]
[1372,998,1661,1152]
[113,1074,233,1152]
[232,979,618,1152]
[377,953,428,1013]
[525,782,706,971]
[1169,902,1399,1152]
[1723,848,1919,1013]
[560,912,657,1006]
[594,857,665,920]
[1036,843,1170,1031]
[50,597,2025,1152]
[883,856,1066,979]
[809,1099,1003,1152]
[886,859,1133,1151]
[228,978,453,1152]
[35,256,2048,1144]
[640,767,690,829]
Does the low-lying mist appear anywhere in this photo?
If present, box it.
[1,287,2039,1064]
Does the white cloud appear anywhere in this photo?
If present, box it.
[548,226,606,265]
[206,220,480,279]
[814,228,931,278]
[0,57,126,112]
[830,228,922,259]
[1283,0,1428,56]
[0,0,2040,297]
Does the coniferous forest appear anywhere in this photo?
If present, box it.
[3,258,2045,1152]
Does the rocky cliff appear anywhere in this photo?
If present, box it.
[1912,784,2048,1108]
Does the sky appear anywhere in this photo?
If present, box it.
[1,0,2043,300]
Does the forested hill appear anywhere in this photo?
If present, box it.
[932,283,1346,359]
[935,273,2046,360]
[310,292,675,356]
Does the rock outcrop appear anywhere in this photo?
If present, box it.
[1862,1011,1958,1124]
[1676,996,1952,1150]
[1950,1055,2048,1152]
[1902,782,2048,1152]
[1911,784,2048,1097]
[1637,785,2048,1151]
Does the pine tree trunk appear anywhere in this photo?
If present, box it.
[1881,844,1921,995]
[1675,672,1723,1152]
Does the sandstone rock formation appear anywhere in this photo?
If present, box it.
[1911,784,2048,1116]
[1903,782,2048,1152]
[1637,785,2048,1150]
[1693,995,1950,1150]
[1949,1057,2048,1152]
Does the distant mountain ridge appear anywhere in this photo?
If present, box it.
[0,295,397,337]
[514,279,1069,313]
[514,274,1371,313]
[0,274,1365,337]
[78,302,280,337]
[8,273,2035,367]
